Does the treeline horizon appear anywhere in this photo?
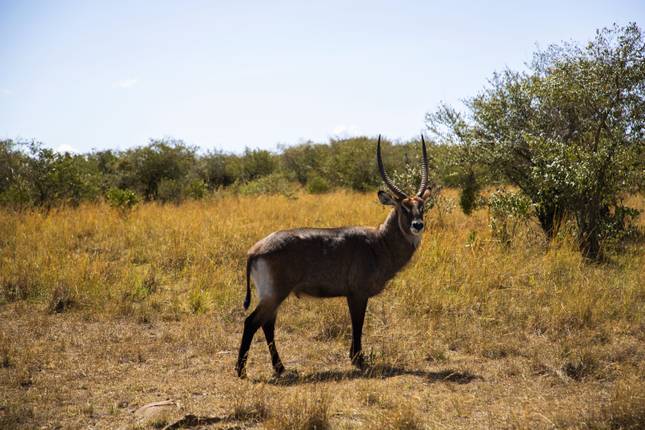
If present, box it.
[0,136,469,208]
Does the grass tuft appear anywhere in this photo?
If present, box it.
[47,282,78,313]
[265,390,331,430]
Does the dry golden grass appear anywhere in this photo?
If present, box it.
[1,190,644,429]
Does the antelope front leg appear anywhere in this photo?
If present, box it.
[347,295,368,369]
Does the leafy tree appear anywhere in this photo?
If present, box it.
[279,142,328,184]
[87,149,121,193]
[15,142,100,208]
[117,139,196,200]
[240,148,276,181]
[0,140,20,192]
[324,137,382,191]
[200,150,242,188]
[157,178,185,204]
[0,140,32,208]
[427,23,645,260]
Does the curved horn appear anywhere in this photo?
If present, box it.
[417,135,429,197]
[377,135,407,199]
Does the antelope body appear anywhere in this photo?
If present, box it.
[236,136,434,378]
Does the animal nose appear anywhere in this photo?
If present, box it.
[412,221,424,230]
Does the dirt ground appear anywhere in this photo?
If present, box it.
[2,301,641,430]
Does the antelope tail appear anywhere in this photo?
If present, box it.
[244,256,254,310]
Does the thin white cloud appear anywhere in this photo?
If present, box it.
[55,144,76,154]
[331,124,361,137]
[112,78,138,89]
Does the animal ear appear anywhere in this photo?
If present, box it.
[420,185,441,202]
[378,190,397,206]
[420,187,433,201]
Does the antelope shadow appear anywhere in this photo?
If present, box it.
[259,364,481,386]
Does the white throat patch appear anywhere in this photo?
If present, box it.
[408,233,421,247]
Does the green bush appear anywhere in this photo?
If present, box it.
[237,173,297,197]
[0,182,32,210]
[390,157,423,196]
[306,174,331,194]
[597,204,641,252]
[106,188,139,216]
[117,139,196,200]
[324,137,380,191]
[186,179,207,199]
[201,151,242,188]
[488,189,533,246]
[459,170,481,215]
[240,148,276,181]
[381,138,443,195]
[280,142,327,185]
[157,178,185,204]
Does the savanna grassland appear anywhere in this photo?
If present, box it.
[1,190,644,429]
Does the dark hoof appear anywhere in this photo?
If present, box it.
[274,363,285,376]
[236,364,246,379]
[351,354,366,370]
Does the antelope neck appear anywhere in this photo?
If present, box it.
[377,209,418,269]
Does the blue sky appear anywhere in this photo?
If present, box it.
[1,1,643,153]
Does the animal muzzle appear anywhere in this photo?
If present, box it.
[410,220,424,235]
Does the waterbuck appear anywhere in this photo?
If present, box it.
[236,135,434,378]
